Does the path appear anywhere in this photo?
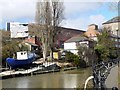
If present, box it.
[105,65,118,88]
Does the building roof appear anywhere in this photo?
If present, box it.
[65,35,88,43]
[103,16,120,24]
[58,27,85,32]
[25,42,38,47]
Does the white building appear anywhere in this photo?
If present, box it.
[6,22,29,38]
[103,16,120,48]
[102,16,120,36]
[64,35,89,55]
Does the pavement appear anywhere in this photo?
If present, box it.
[105,64,119,89]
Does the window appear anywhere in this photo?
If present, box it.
[25,31,28,33]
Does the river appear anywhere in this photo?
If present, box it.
[2,68,92,88]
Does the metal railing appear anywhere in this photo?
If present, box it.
[84,58,119,90]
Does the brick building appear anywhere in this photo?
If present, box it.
[28,23,85,49]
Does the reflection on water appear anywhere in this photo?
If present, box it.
[17,78,29,88]
[2,68,92,88]
[63,74,77,88]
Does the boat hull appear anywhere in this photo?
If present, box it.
[6,53,36,69]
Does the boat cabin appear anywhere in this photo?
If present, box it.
[17,51,28,60]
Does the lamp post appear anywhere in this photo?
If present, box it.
[116,29,119,67]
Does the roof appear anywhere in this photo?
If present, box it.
[103,16,120,24]
[25,42,38,46]
[89,24,98,26]
[65,35,88,43]
[58,27,85,32]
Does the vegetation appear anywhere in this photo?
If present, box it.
[2,40,29,67]
[77,43,96,67]
[94,29,117,62]
[65,51,86,68]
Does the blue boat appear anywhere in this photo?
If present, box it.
[6,51,36,69]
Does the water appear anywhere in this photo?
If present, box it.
[2,68,92,88]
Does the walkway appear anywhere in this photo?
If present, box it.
[105,65,118,88]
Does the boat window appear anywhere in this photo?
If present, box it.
[21,53,23,55]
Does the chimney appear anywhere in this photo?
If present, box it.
[88,24,98,30]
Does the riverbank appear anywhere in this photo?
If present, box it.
[0,64,78,80]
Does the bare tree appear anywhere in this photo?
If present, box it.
[35,0,64,61]
[108,0,120,11]
[35,1,50,61]
[35,0,52,61]
[49,0,64,61]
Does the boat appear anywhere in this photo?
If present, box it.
[6,51,36,69]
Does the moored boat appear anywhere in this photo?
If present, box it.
[6,51,36,69]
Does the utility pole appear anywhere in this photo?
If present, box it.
[116,29,119,67]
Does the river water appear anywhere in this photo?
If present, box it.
[2,68,92,88]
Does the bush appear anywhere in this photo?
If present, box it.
[64,51,87,67]
[79,59,87,68]
[94,45,109,62]
[65,51,75,62]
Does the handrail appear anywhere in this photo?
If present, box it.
[84,58,119,89]
[84,76,94,90]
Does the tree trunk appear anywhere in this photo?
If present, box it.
[42,44,47,61]
[50,49,53,61]
[43,50,47,61]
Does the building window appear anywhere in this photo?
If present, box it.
[115,39,117,41]
[25,31,28,33]
[60,41,64,48]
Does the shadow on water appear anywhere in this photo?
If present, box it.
[2,67,92,88]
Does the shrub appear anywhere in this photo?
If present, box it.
[65,51,75,62]
[64,51,86,67]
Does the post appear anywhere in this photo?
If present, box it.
[6,62,7,69]
[116,29,119,67]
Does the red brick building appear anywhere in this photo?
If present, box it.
[28,24,85,49]
[55,27,85,48]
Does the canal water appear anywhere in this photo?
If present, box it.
[2,68,92,88]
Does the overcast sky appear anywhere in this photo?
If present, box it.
[0,0,118,31]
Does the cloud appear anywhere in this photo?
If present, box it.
[89,14,106,27]
[62,14,106,30]
[64,0,118,2]
[64,2,102,17]
[62,18,88,30]
[1,0,36,21]
[0,0,111,30]
[61,2,106,30]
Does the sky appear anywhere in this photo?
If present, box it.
[0,0,119,31]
